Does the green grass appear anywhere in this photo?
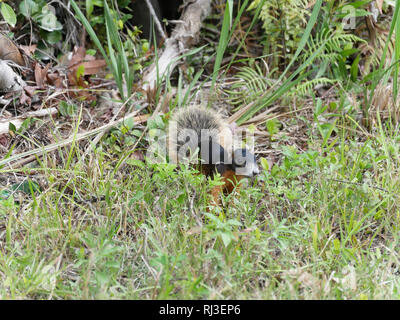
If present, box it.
[1,112,400,299]
[0,0,399,301]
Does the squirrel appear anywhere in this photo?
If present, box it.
[167,105,260,206]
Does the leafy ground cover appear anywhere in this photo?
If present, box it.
[0,0,399,299]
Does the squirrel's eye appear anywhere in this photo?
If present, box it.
[233,149,248,167]
[234,157,246,167]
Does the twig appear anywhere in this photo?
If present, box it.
[142,0,212,91]
[0,107,58,134]
[144,0,167,40]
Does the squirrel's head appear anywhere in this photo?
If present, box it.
[231,148,259,178]
[200,138,260,178]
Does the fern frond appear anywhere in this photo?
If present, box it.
[250,0,311,68]
[291,78,337,96]
[222,63,276,107]
[304,28,366,62]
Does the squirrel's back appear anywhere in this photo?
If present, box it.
[168,105,233,164]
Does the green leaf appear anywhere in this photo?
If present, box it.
[40,13,62,32]
[333,238,341,253]
[8,122,17,133]
[95,271,110,286]
[260,157,269,171]
[126,160,145,170]
[211,0,233,93]
[40,30,62,44]
[1,3,17,27]
[266,119,280,135]
[122,117,135,131]
[220,232,232,247]
[177,193,186,204]
[86,0,94,17]
[19,0,39,18]
[11,180,41,194]
[0,189,11,200]
[142,41,149,52]
[76,65,85,81]
[105,260,120,269]
[314,99,326,118]
[59,101,78,117]
[350,54,361,81]
[18,118,35,134]
[86,49,97,56]
[318,120,338,148]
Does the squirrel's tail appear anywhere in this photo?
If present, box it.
[167,105,233,164]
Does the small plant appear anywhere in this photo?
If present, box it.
[70,0,135,101]
[18,0,63,59]
[248,0,310,69]
[1,1,16,27]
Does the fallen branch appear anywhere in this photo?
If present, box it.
[144,0,167,40]
[0,112,149,169]
[0,59,26,93]
[142,0,212,91]
[0,107,58,135]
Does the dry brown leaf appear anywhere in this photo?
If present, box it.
[78,60,106,76]
[23,85,38,97]
[68,46,100,69]
[0,33,25,66]
[0,134,8,147]
[19,89,31,105]
[46,72,65,89]
[67,46,106,85]
[20,44,37,57]
[239,227,256,234]
[186,227,202,235]
[34,63,42,87]
[68,46,86,68]
[34,63,51,88]
[130,151,145,161]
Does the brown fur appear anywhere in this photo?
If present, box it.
[209,169,245,207]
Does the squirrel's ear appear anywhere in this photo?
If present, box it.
[229,122,239,133]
